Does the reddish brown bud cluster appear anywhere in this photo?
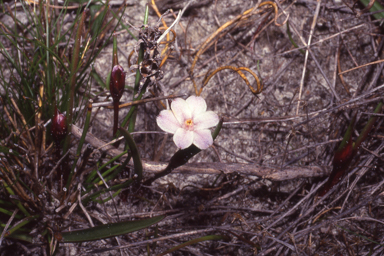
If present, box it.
[51,107,67,145]
[110,65,125,102]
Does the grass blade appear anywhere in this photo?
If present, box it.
[118,127,143,182]
[59,215,164,242]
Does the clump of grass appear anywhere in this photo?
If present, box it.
[0,2,167,254]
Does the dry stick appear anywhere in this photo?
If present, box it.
[293,192,382,240]
[150,0,169,40]
[43,95,183,127]
[206,186,244,206]
[370,175,384,196]
[292,82,384,128]
[354,38,384,97]
[269,149,382,251]
[9,97,34,149]
[155,1,191,45]
[308,46,341,101]
[337,45,352,94]
[46,150,70,178]
[261,179,335,252]
[338,58,384,75]
[268,181,306,218]
[63,200,78,220]
[268,138,342,163]
[336,21,384,80]
[341,141,384,211]
[311,157,375,223]
[333,12,359,69]
[222,92,382,126]
[0,162,34,205]
[342,216,384,227]
[279,23,366,57]
[367,62,384,92]
[263,179,327,231]
[1,98,18,132]
[332,36,344,95]
[265,235,295,252]
[214,143,255,163]
[71,123,330,180]
[78,189,94,227]
[264,58,296,93]
[0,209,18,245]
[296,0,321,116]
[274,0,306,47]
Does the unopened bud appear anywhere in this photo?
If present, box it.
[110,65,125,102]
[51,108,67,144]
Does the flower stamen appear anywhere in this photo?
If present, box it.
[184,119,194,130]
[185,119,193,126]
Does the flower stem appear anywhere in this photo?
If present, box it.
[113,100,119,137]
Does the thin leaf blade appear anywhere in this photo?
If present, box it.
[59,215,164,243]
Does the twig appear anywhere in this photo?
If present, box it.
[72,125,330,180]
[156,1,192,44]
[338,58,384,75]
[71,123,331,181]
[0,209,18,245]
[341,141,384,211]
[296,0,321,115]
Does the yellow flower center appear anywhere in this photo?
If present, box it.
[185,119,193,128]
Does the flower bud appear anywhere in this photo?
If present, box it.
[110,65,125,102]
[51,108,67,144]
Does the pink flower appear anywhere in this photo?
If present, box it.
[156,96,219,150]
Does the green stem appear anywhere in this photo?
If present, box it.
[113,100,119,137]
[353,101,383,151]
[64,10,86,155]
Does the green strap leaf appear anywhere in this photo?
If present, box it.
[359,0,384,20]
[118,127,143,182]
[59,215,164,243]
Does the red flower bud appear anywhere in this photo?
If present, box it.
[110,65,125,102]
[51,107,67,144]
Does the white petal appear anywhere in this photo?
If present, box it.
[173,128,194,149]
[156,110,180,134]
[193,111,219,130]
[171,98,192,125]
[186,96,207,118]
[193,129,213,150]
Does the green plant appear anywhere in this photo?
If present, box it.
[319,102,383,196]
[0,2,165,254]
